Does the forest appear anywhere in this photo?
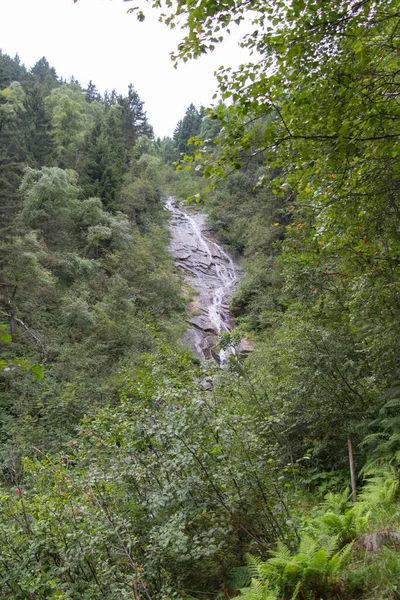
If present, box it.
[0,0,399,598]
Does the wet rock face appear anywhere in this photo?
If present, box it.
[166,198,237,363]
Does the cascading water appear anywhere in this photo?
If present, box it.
[166,197,237,364]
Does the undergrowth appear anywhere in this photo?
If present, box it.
[230,469,400,600]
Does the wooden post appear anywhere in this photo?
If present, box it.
[348,435,357,503]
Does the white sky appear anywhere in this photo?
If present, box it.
[0,0,248,138]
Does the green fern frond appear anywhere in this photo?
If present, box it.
[326,541,354,575]
[322,489,352,514]
[320,513,344,531]
[358,470,398,508]
[239,583,280,600]
[380,420,400,432]
[246,554,283,589]
[226,566,252,591]
[290,581,301,600]
[239,569,280,600]
[364,381,400,467]
[281,562,302,579]
[275,539,292,560]
[242,530,352,600]
[297,535,319,558]
[246,553,263,579]
[321,534,339,557]
[382,397,400,409]
[308,547,329,571]
[382,381,400,402]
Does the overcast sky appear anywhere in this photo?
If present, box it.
[0,0,248,138]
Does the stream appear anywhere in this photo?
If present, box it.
[166,197,238,364]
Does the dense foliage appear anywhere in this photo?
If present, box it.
[169,0,400,481]
[1,0,400,596]
[0,51,185,474]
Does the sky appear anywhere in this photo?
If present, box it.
[0,0,249,138]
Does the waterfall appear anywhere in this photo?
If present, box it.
[166,197,237,364]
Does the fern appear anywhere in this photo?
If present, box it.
[326,540,354,576]
[322,488,352,514]
[297,534,321,557]
[238,474,400,600]
[240,534,352,600]
[306,475,398,544]
[364,381,400,468]
[246,553,263,580]
[239,556,281,600]
[357,470,398,508]
[239,582,280,600]
[316,507,370,544]
[226,566,252,591]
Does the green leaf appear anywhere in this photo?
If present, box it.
[30,364,45,381]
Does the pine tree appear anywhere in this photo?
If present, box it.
[85,80,101,103]
[30,57,59,96]
[173,103,203,155]
[116,84,153,153]
[81,116,123,209]
[0,51,29,89]
[23,81,56,167]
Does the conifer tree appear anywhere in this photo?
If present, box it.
[173,103,203,155]
[30,57,59,96]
